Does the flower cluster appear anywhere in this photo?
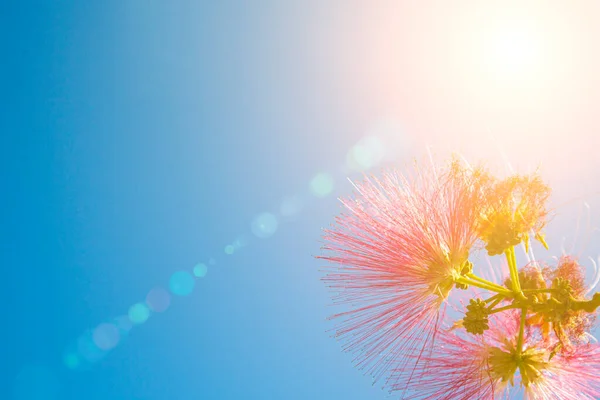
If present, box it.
[320,156,600,399]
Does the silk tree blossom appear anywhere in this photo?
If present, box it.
[477,173,551,257]
[319,154,600,396]
[320,159,490,386]
[401,311,600,400]
[522,256,598,349]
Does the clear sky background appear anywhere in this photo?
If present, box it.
[3,1,600,399]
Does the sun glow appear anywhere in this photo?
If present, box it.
[483,20,542,80]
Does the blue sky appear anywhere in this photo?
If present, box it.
[2,2,395,399]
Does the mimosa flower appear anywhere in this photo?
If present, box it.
[401,311,600,400]
[539,256,596,347]
[320,159,489,386]
[393,312,518,399]
[318,153,600,397]
[478,173,551,256]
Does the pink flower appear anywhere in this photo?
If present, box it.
[319,160,488,388]
[532,344,600,400]
[402,311,600,400]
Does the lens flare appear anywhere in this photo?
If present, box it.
[193,263,208,278]
[92,323,120,351]
[77,333,106,363]
[146,287,171,313]
[251,212,279,239]
[169,271,195,296]
[232,235,249,250]
[63,353,80,369]
[346,136,386,171]
[309,172,334,197]
[128,303,151,324]
[113,315,133,336]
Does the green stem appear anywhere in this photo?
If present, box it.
[487,296,504,310]
[516,308,526,357]
[455,276,513,296]
[485,294,502,303]
[466,273,509,293]
[488,303,520,314]
[505,246,525,299]
[571,293,600,313]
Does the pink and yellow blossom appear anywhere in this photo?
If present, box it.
[320,159,489,384]
[401,311,600,400]
[319,155,600,396]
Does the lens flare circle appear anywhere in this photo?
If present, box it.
[92,323,120,350]
[193,263,208,278]
[63,352,80,369]
[128,303,151,324]
[309,173,334,197]
[346,136,385,171]
[114,315,134,336]
[169,271,195,296]
[146,287,171,313]
[251,212,279,239]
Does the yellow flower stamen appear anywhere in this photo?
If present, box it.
[478,173,551,256]
[488,340,549,387]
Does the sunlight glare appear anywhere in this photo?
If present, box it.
[482,19,543,81]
